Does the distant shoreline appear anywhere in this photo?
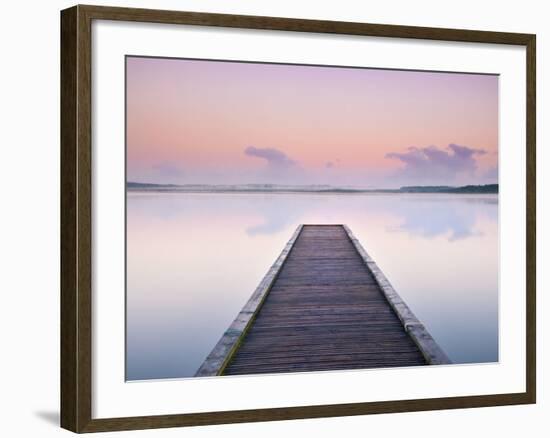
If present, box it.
[126,182,498,194]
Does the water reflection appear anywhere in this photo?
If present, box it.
[126,192,499,380]
[245,196,305,236]
[385,197,495,241]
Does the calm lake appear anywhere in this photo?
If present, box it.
[126,192,498,380]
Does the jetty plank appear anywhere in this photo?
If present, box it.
[220,225,433,376]
[196,224,449,377]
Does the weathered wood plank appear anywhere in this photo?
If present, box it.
[209,224,450,376]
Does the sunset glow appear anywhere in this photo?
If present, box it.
[126,56,498,188]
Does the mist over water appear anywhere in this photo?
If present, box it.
[126,192,498,380]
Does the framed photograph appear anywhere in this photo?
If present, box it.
[60,4,536,433]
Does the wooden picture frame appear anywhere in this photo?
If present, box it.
[61,4,536,433]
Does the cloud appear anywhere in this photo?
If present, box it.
[244,146,296,170]
[385,143,487,183]
[151,162,185,180]
[484,166,498,181]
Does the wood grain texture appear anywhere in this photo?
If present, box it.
[525,34,536,403]
[78,4,534,45]
[60,4,536,432]
[60,5,93,432]
[223,225,426,375]
[60,6,78,432]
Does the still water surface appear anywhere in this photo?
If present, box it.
[126,192,498,380]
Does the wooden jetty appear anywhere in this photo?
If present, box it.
[195,224,450,377]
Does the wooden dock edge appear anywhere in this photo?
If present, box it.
[342,225,452,365]
[194,224,304,377]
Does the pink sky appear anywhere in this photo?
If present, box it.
[126,56,498,188]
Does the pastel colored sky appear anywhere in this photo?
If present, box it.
[126,56,498,188]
